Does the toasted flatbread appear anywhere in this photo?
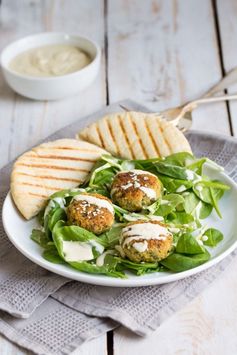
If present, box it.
[78,111,192,159]
[11,139,107,220]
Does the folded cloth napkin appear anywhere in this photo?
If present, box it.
[1,100,237,355]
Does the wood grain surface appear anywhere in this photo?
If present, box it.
[0,0,237,354]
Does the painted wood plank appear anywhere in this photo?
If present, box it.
[0,1,107,354]
[71,336,107,355]
[114,257,237,355]
[216,0,237,136]
[107,1,232,354]
[0,0,106,169]
[106,0,230,134]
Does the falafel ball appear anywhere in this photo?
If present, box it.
[111,169,162,212]
[120,220,173,263]
[67,193,114,235]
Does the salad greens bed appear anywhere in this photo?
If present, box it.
[31,152,230,278]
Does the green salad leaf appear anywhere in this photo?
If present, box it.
[160,250,210,272]
[30,152,229,278]
[176,233,205,254]
[202,228,224,247]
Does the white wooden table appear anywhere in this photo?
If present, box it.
[1,1,237,354]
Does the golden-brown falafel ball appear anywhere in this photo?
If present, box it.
[120,220,173,262]
[111,169,162,212]
[67,193,114,235]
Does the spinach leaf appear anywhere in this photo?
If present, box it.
[183,192,200,214]
[153,162,191,180]
[49,188,84,200]
[167,212,194,225]
[160,250,210,272]
[52,222,105,261]
[48,207,67,232]
[183,193,212,220]
[193,184,212,204]
[186,158,206,175]
[43,248,66,264]
[176,233,205,254]
[99,225,124,248]
[158,175,193,193]
[199,202,213,219]
[203,228,223,247]
[115,257,160,275]
[154,194,184,216]
[37,209,45,226]
[30,229,52,248]
[163,152,195,167]
[69,260,126,278]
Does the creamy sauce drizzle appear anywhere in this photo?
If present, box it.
[121,222,171,247]
[9,44,91,77]
[117,169,157,178]
[96,250,116,267]
[112,169,158,200]
[133,241,148,252]
[63,241,94,262]
[73,195,114,214]
[44,197,66,217]
[139,186,157,199]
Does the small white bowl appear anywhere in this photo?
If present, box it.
[0,32,101,100]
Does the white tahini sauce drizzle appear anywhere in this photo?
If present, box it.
[118,169,157,178]
[112,170,158,200]
[96,250,116,267]
[186,170,195,180]
[133,241,148,252]
[53,197,66,209]
[63,241,94,262]
[168,227,180,234]
[176,185,187,193]
[73,195,114,214]
[89,240,104,254]
[139,186,157,199]
[121,222,171,247]
[195,184,203,191]
[160,199,170,205]
[44,197,66,217]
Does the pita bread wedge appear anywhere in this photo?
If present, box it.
[78,111,192,160]
[11,139,107,220]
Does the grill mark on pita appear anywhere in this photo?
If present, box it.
[15,172,82,183]
[129,113,149,158]
[38,146,101,153]
[26,154,96,163]
[28,192,49,198]
[118,115,135,159]
[16,163,89,172]
[18,182,62,191]
[96,125,106,148]
[144,119,161,157]
[106,118,120,156]
[158,121,171,154]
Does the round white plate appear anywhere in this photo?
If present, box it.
[2,165,237,287]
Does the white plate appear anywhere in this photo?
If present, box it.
[2,166,237,287]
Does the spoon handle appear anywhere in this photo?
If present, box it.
[188,93,237,109]
[174,93,237,126]
[203,67,237,97]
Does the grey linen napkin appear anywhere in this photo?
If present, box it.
[1,100,237,354]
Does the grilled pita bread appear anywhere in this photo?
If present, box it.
[11,139,107,220]
[78,111,192,159]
